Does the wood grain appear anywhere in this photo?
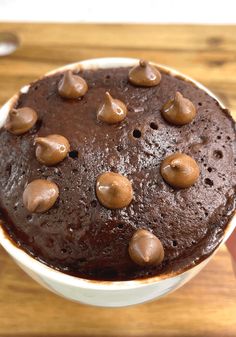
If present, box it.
[0,23,236,336]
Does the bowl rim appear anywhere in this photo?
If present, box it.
[0,57,235,290]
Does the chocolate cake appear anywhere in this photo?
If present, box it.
[0,60,235,281]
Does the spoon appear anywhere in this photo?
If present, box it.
[0,32,20,56]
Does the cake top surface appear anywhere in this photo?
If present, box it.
[0,61,235,280]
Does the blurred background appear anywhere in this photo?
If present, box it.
[0,1,236,336]
[0,0,236,23]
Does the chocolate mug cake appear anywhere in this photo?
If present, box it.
[0,59,235,281]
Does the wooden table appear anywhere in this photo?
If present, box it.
[0,23,236,337]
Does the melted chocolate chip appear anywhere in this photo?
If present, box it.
[4,107,38,135]
[58,70,88,99]
[97,92,127,124]
[128,60,161,87]
[23,179,59,213]
[35,134,70,166]
[129,229,164,266]
[160,152,200,188]
[96,172,133,209]
[161,92,196,125]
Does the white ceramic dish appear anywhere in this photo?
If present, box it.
[0,57,235,307]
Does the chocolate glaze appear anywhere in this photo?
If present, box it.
[0,67,236,280]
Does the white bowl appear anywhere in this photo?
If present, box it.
[0,57,235,307]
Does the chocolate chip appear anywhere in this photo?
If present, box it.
[97,92,127,124]
[58,70,88,99]
[5,107,38,135]
[129,229,164,266]
[96,172,133,209]
[35,134,70,166]
[161,92,196,126]
[160,152,200,188]
[23,179,59,213]
[128,60,161,87]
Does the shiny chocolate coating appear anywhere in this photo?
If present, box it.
[128,60,162,87]
[58,70,88,99]
[97,92,127,124]
[161,152,200,188]
[23,179,59,213]
[162,91,196,125]
[96,172,133,209]
[4,107,38,135]
[129,229,164,266]
[35,134,70,166]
